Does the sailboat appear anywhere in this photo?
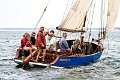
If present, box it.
[14,0,120,68]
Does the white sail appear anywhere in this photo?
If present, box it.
[106,0,120,32]
[57,0,93,32]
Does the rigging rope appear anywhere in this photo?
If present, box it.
[59,0,70,37]
[88,0,96,42]
[84,1,94,41]
[100,0,104,40]
[98,0,103,42]
[33,0,51,31]
[99,0,105,50]
[61,0,70,23]
[85,0,94,41]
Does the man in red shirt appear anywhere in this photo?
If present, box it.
[36,27,46,49]
[15,33,32,59]
[35,27,47,62]
[21,33,32,48]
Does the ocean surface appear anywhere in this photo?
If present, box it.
[0,29,120,80]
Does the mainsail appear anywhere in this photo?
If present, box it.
[57,0,93,32]
[106,0,120,31]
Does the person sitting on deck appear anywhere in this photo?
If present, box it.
[71,39,82,54]
[59,32,70,51]
[30,32,36,46]
[47,30,56,51]
[15,33,32,59]
[71,41,76,53]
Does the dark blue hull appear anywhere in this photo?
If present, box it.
[14,52,102,68]
[53,52,102,67]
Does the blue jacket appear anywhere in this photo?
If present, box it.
[59,38,69,51]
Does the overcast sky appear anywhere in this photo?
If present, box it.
[0,0,120,28]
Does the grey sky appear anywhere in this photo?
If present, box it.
[0,0,119,28]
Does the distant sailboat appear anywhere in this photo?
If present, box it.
[14,0,120,68]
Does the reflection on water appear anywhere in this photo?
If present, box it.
[0,30,120,80]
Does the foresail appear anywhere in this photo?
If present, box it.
[57,0,93,32]
[106,0,120,32]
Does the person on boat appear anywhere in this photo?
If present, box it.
[21,33,31,47]
[30,32,36,46]
[15,33,32,59]
[59,32,70,51]
[21,33,33,57]
[71,39,82,54]
[47,30,56,51]
[35,30,48,62]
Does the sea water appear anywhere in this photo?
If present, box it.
[0,29,120,80]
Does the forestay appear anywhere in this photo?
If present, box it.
[106,0,120,32]
[57,0,93,32]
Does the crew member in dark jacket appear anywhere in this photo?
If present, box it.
[30,32,36,45]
